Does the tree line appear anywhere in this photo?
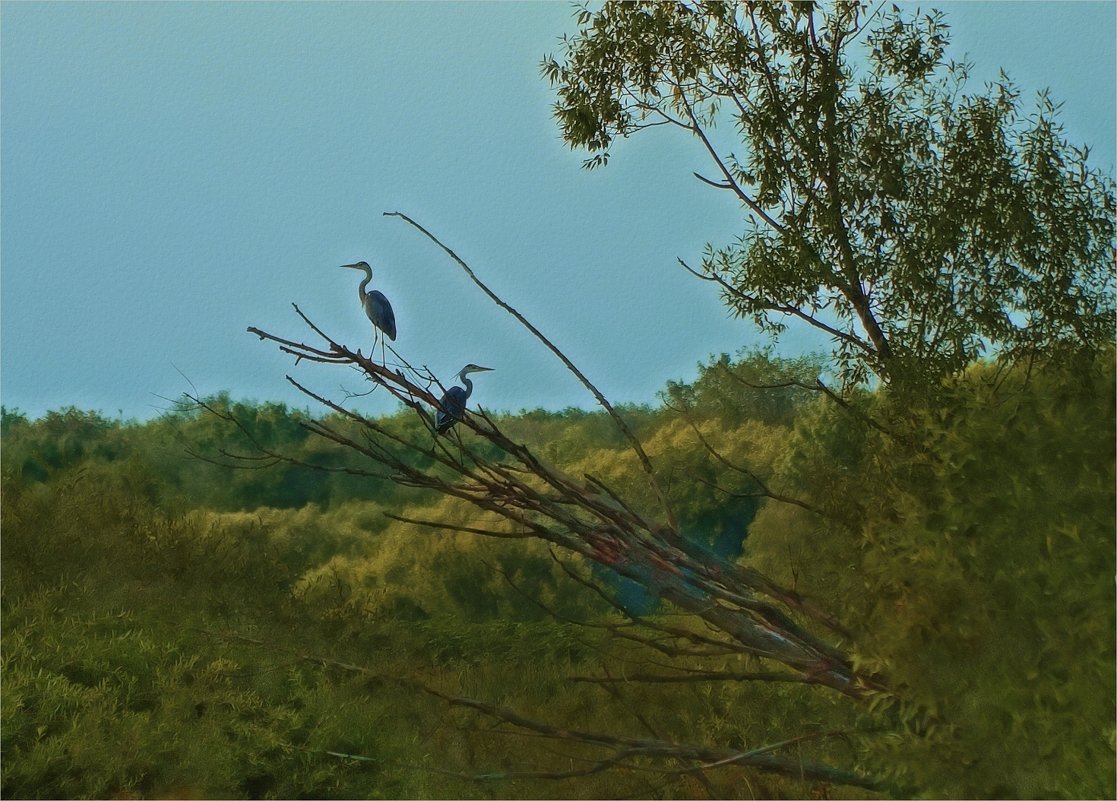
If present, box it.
[3,345,1113,797]
[4,1,1114,797]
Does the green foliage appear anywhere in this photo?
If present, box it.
[1,353,857,799]
[4,347,1113,797]
[6,4,1112,797]
[543,22,1115,791]
[544,14,1116,790]
[545,1,1116,390]
[0,397,442,515]
[746,352,1116,797]
[1,407,127,484]
[663,348,824,428]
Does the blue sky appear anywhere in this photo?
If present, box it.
[2,1,1114,421]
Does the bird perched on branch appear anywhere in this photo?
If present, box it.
[436,364,493,434]
[341,261,396,359]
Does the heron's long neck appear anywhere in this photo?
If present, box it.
[460,374,473,399]
[357,273,371,298]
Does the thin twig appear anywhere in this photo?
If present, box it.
[384,210,678,533]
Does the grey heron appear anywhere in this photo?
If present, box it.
[341,261,396,359]
[435,364,493,434]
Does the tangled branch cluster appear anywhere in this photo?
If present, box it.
[226,212,887,789]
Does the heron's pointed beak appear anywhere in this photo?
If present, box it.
[340,263,360,270]
[474,366,494,372]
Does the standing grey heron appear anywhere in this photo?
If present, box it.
[341,261,396,360]
[435,364,493,434]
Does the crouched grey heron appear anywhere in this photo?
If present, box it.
[435,364,493,434]
[342,261,396,356]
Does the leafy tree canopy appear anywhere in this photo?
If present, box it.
[544,1,1115,389]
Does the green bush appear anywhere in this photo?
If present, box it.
[3,350,1112,797]
[747,354,1116,797]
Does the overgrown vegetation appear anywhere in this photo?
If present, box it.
[3,349,1113,798]
[5,1,1114,797]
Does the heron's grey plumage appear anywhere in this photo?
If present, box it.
[435,364,493,434]
[342,261,396,342]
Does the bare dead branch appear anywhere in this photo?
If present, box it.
[693,171,735,191]
[678,258,874,354]
[383,512,534,540]
[236,224,886,695]
[671,407,825,516]
[202,627,883,792]
[673,87,785,232]
[568,669,811,686]
[425,687,882,791]
[811,378,900,439]
[383,210,678,533]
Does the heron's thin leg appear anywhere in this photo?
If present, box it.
[370,327,384,367]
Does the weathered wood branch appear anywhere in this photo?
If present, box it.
[245,253,878,696]
[206,628,883,792]
[222,214,902,791]
[383,210,679,533]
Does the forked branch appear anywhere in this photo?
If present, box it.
[384,210,678,533]
[228,213,892,792]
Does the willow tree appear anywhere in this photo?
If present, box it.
[541,2,1115,795]
[544,0,1114,389]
